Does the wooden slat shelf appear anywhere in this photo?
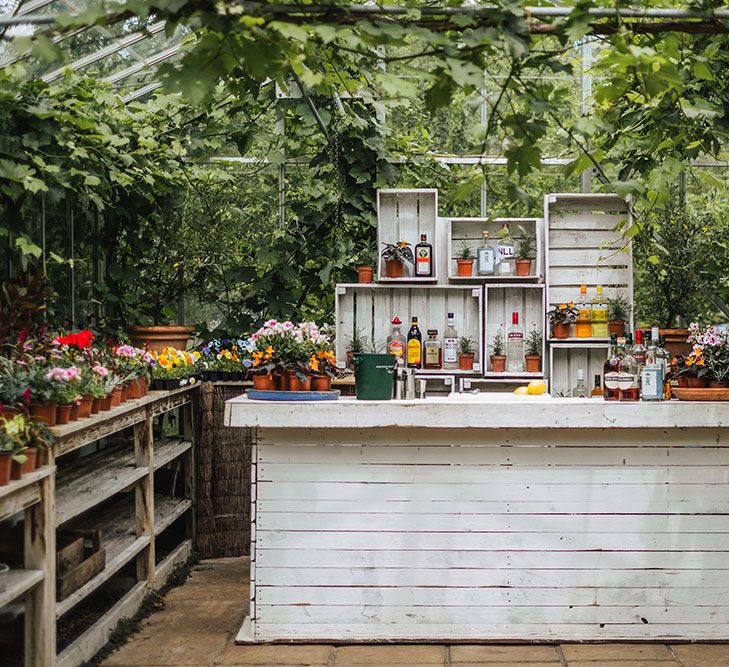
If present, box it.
[153,439,192,470]
[155,496,192,536]
[0,466,53,503]
[0,467,53,522]
[0,569,44,609]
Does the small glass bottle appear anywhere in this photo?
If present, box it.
[603,333,621,401]
[423,329,442,369]
[575,284,592,338]
[591,374,604,398]
[477,231,495,276]
[496,224,515,276]
[591,285,609,338]
[443,313,459,369]
[506,311,524,373]
[572,369,587,398]
[406,317,422,369]
[414,234,433,278]
[619,333,640,402]
[387,316,406,360]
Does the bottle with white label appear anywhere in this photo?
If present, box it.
[641,331,664,401]
[571,369,587,397]
[506,311,524,373]
[443,312,459,369]
[496,224,515,276]
[477,231,495,276]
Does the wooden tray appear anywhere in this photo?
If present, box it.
[672,387,729,401]
[247,389,340,402]
[57,529,105,601]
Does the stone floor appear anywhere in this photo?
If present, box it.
[102,557,729,667]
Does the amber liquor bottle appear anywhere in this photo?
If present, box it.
[406,317,423,369]
[603,334,621,401]
[414,234,433,278]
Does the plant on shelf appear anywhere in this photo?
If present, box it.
[489,326,506,373]
[381,240,414,279]
[456,242,475,277]
[151,348,201,389]
[355,246,377,284]
[345,327,369,369]
[515,231,535,277]
[459,336,476,371]
[673,323,729,389]
[547,302,578,339]
[607,294,631,337]
[525,325,543,373]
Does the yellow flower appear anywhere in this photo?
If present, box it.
[310,355,320,372]
[265,346,274,355]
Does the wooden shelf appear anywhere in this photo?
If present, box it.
[449,275,540,283]
[0,466,53,522]
[548,338,611,346]
[153,439,192,471]
[483,371,545,379]
[155,496,192,535]
[0,568,44,609]
[377,276,438,284]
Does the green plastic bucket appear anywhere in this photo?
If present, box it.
[353,353,396,400]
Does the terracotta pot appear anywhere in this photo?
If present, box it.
[515,259,532,277]
[127,325,194,354]
[252,374,276,391]
[29,402,57,427]
[111,387,122,407]
[91,398,101,414]
[661,328,691,359]
[120,384,128,403]
[21,447,37,475]
[70,403,80,421]
[100,395,113,411]
[686,377,709,388]
[456,259,474,277]
[489,355,506,373]
[459,353,476,371]
[384,259,404,279]
[78,396,93,419]
[139,376,149,396]
[127,379,141,400]
[609,319,625,337]
[10,460,22,481]
[286,369,312,392]
[710,381,729,389]
[525,355,542,373]
[552,322,571,339]
[56,404,72,425]
[312,375,332,392]
[676,376,689,388]
[357,265,374,284]
[346,350,355,370]
[0,453,11,486]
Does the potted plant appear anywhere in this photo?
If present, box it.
[607,294,631,337]
[456,243,475,277]
[25,418,53,470]
[346,327,368,370]
[459,336,477,371]
[309,335,338,392]
[525,326,543,373]
[515,232,534,277]
[674,349,710,388]
[26,366,57,426]
[489,328,506,373]
[687,323,729,388]
[547,302,578,339]
[1,414,28,481]
[356,247,377,284]
[381,240,414,279]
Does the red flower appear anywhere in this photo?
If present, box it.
[22,388,31,405]
[54,330,95,349]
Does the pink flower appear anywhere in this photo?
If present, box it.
[92,365,109,378]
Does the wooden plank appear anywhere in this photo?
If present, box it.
[155,497,193,536]
[154,538,192,584]
[549,248,630,267]
[153,439,192,470]
[0,466,52,504]
[547,266,628,288]
[549,211,626,231]
[0,569,44,608]
[548,229,622,250]
[134,419,155,585]
[0,482,41,523]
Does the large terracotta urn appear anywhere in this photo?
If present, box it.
[127,325,193,353]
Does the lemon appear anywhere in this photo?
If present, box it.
[527,380,547,395]
[513,386,530,395]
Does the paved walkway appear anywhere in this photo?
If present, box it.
[102,557,729,667]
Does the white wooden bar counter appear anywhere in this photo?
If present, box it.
[226,394,729,643]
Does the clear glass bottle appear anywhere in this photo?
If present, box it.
[575,284,592,338]
[423,329,442,369]
[591,285,609,338]
[571,368,587,397]
[386,316,406,360]
[496,223,515,276]
[414,233,433,278]
[406,316,422,369]
[506,311,524,373]
[632,329,647,385]
[619,333,640,402]
[603,333,621,401]
[641,332,664,401]
[443,312,459,369]
[477,231,495,276]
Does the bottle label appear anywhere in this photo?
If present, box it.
[497,244,514,260]
[424,345,440,365]
[415,248,431,275]
[477,248,494,273]
[641,367,663,399]
[389,341,404,358]
[508,332,523,341]
[605,372,634,390]
[443,338,458,363]
[407,339,421,365]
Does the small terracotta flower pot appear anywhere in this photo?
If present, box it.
[286,370,312,392]
[121,384,129,403]
[515,259,532,276]
[0,453,11,486]
[490,355,506,373]
[456,259,474,277]
[10,460,22,481]
[77,396,93,419]
[525,355,542,373]
[139,376,149,395]
[21,447,37,475]
[384,259,404,279]
[100,395,113,411]
[459,353,476,371]
[91,398,101,414]
[70,403,80,421]
[56,404,72,425]
[252,374,276,391]
[552,322,571,339]
[686,377,709,388]
[111,387,122,407]
[126,379,141,400]
[346,350,354,370]
[29,402,57,426]
[676,377,689,388]
[710,381,729,389]
[357,265,374,284]
[608,319,625,337]
[312,375,332,392]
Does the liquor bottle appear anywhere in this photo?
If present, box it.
[406,317,422,369]
[571,369,587,397]
[496,223,515,276]
[603,333,621,401]
[387,317,406,360]
[575,284,592,338]
[443,312,459,370]
[632,329,647,381]
[423,329,443,369]
[506,311,524,373]
[476,231,495,276]
[641,332,664,401]
[591,285,609,338]
[619,333,640,402]
[591,374,604,398]
[414,234,433,278]
[654,327,671,399]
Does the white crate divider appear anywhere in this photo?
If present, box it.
[446,217,543,282]
[335,284,484,373]
[377,189,439,283]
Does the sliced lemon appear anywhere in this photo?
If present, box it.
[527,380,547,395]
[513,386,530,395]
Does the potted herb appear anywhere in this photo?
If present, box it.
[607,294,631,337]
[515,232,534,277]
[524,326,543,373]
[455,243,475,277]
[547,302,578,339]
[356,247,377,284]
[489,327,506,373]
[346,327,368,370]
[456,336,475,371]
[381,240,414,279]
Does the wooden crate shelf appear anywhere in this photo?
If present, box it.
[549,343,610,397]
[0,568,44,609]
[155,496,193,535]
[0,467,53,522]
[153,439,192,471]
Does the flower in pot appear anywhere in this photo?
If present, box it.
[524,326,543,373]
[547,302,578,339]
[459,336,477,371]
[515,232,534,277]
[1,414,29,481]
[607,294,630,337]
[455,243,475,277]
[309,333,338,392]
[25,366,57,426]
[687,323,729,388]
[345,327,368,370]
[381,240,414,279]
[675,347,711,388]
[355,247,377,284]
[25,418,53,470]
[489,327,506,373]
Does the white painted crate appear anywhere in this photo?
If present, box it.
[446,217,543,282]
[484,284,546,378]
[377,189,439,283]
[335,284,483,373]
[549,342,610,397]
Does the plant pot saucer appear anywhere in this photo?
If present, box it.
[247,389,341,402]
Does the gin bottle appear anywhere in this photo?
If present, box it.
[476,231,495,276]
[443,313,459,369]
[571,369,587,398]
[496,224,515,276]
[506,311,524,373]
